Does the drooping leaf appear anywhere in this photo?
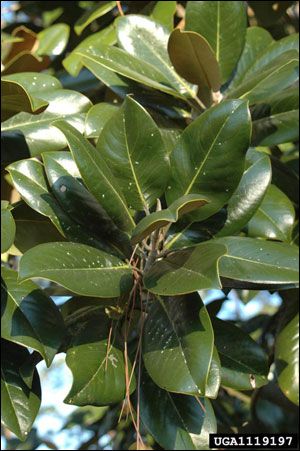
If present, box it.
[167,29,222,91]
[1,339,41,440]
[166,100,251,222]
[143,241,227,295]
[64,308,135,406]
[42,151,132,257]
[211,317,269,390]
[18,242,134,298]
[52,120,135,233]
[131,194,210,245]
[138,364,216,450]
[247,184,295,242]
[185,1,247,84]
[2,86,92,156]
[36,23,70,56]
[74,1,116,35]
[251,87,299,146]
[227,26,273,93]
[116,15,197,97]
[275,301,299,405]
[151,1,176,30]
[216,237,299,288]
[1,202,16,253]
[1,267,65,366]
[226,50,299,105]
[216,150,272,237]
[97,96,169,211]
[143,293,216,396]
[85,102,119,138]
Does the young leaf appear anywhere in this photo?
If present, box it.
[211,317,269,390]
[131,194,210,244]
[143,293,215,396]
[18,242,134,298]
[97,96,170,211]
[143,241,227,295]
[1,339,41,440]
[1,267,65,367]
[137,364,216,450]
[37,23,70,56]
[186,1,247,84]
[64,309,135,406]
[166,99,251,221]
[52,120,135,233]
[167,29,222,91]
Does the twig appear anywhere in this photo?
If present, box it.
[116,1,125,17]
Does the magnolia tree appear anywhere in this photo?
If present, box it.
[1,1,299,450]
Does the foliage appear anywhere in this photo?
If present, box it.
[1,1,299,449]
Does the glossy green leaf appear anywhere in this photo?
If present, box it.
[2,87,92,156]
[64,309,135,406]
[275,302,299,405]
[247,184,295,242]
[1,267,65,367]
[211,317,269,390]
[85,102,118,138]
[166,100,251,222]
[216,237,299,288]
[227,26,273,93]
[168,29,222,91]
[97,96,169,211]
[74,44,190,101]
[143,293,215,396]
[205,346,221,399]
[185,1,247,84]
[52,120,135,233]
[1,78,48,121]
[74,1,116,35]
[1,203,16,253]
[151,1,176,30]
[1,339,41,440]
[11,201,66,256]
[7,158,111,252]
[131,194,210,245]
[143,241,227,295]
[227,50,299,105]
[251,87,299,146]
[138,365,216,450]
[63,23,117,77]
[216,150,272,237]
[19,351,43,389]
[42,151,132,257]
[18,242,134,298]
[37,23,70,56]
[116,15,197,97]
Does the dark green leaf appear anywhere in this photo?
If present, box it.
[1,267,65,366]
[185,1,247,84]
[275,301,299,405]
[1,203,16,253]
[37,23,70,56]
[216,237,299,287]
[97,96,170,211]
[212,317,269,390]
[1,339,41,440]
[247,184,295,242]
[52,120,135,233]
[85,102,119,138]
[131,194,210,245]
[270,154,299,206]
[143,241,227,295]
[64,309,135,406]
[18,242,134,298]
[143,293,216,396]
[216,150,272,237]
[117,15,197,97]
[151,1,176,30]
[138,364,216,450]
[74,1,116,35]
[167,29,221,91]
[166,100,251,221]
